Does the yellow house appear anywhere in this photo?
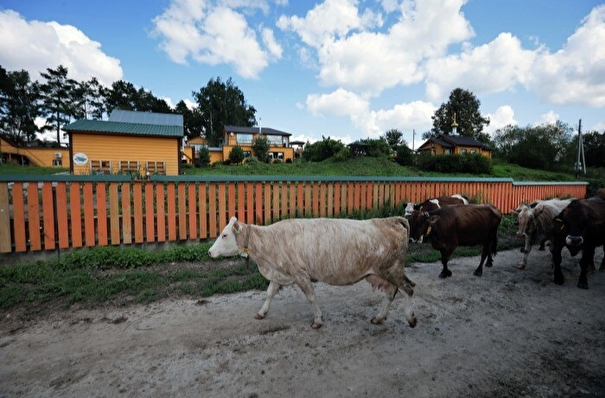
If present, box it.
[0,133,70,168]
[64,110,184,176]
[417,134,492,159]
[185,125,295,164]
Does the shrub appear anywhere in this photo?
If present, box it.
[252,137,270,162]
[302,136,346,162]
[333,147,352,162]
[228,145,245,165]
[395,145,414,166]
[417,153,491,174]
[195,147,211,167]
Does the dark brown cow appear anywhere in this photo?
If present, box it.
[552,196,605,289]
[408,204,502,278]
[407,194,469,242]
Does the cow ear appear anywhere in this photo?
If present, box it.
[510,209,518,216]
[232,219,242,234]
[414,204,422,210]
[428,215,440,224]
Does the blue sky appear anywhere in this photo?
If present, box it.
[1,0,604,148]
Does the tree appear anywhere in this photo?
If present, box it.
[72,77,107,120]
[581,131,605,168]
[382,128,403,150]
[175,100,204,140]
[493,121,572,170]
[39,65,78,144]
[192,77,257,146]
[105,80,138,113]
[228,145,245,165]
[395,142,414,166]
[196,146,211,167]
[252,136,269,162]
[429,88,490,143]
[0,68,41,143]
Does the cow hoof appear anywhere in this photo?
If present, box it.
[554,276,565,285]
[516,264,526,270]
[254,313,266,320]
[577,281,589,290]
[408,317,417,328]
[473,269,483,277]
[311,322,323,329]
[371,317,384,325]
[438,270,452,278]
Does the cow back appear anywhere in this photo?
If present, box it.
[428,204,502,246]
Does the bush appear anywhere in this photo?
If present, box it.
[252,137,269,162]
[228,145,245,165]
[333,147,352,162]
[302,136,346,162]
[395,145,414,166]
[417,153,491,174]
[193,147,211,167]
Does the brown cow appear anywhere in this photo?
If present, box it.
[408,204,502,278]
[208,216,417,329]
[407,194,469,242]
[552,197,605,289]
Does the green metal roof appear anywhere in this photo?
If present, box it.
[63,119,184,137]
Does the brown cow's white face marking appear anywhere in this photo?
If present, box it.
[208,217,241,258]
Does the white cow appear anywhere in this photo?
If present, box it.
[512,198,574,269]
[208,216,417,329]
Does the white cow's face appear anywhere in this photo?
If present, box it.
[208,217,241,258]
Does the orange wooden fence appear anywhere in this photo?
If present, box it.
[0,175,588,254]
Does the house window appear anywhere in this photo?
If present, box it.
[146,161,166,175]
[470,149,477,154]
[269,152,284,161]
[460,149,467,154]
[444,148,451,154]
[52,159,63,167]
[243,151,252,158]
[120,160,140,173]
[267,135,284,146]
[237,134,254,144]
[90,160,112,174]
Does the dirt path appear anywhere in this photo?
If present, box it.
[1,248,604,398]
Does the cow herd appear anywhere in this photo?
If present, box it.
[208,190,605,329]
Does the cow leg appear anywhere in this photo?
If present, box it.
[372,283,397,325]
[295,278,323,329]
[577,247,595,290]
[255,281,282,320]
[439,248,454,278]
[552,244,565,285]
[517,237,532,270]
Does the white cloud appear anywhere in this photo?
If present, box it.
[279,0,473,95]
[152,0,282,78]
[484,105,517,135]
[306,88,435,139]
[527,5,605,107]
[0,10,122,86]
[424,33,536,102]
[538,111,560,126]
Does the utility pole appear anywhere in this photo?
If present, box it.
[412,129,415,151]
[575,119,586,178]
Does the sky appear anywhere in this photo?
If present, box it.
[1,0,604,148]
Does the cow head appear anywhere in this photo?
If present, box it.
[408,210,432,242]
[208,216,244,258]
[515,205,537,239]
[554,200,591,248]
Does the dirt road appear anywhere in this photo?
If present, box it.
[1,248,604,398]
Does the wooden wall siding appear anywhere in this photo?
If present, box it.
[0,176,588,254]
[71,134,180,176]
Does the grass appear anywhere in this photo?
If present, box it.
[0,163,69,175]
